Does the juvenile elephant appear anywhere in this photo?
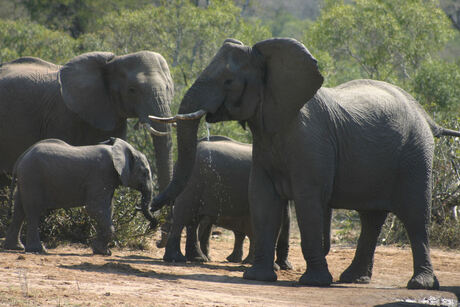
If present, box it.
[149,38,460,289]
[3,138,153,255]
[163,136,292,269]
[0,52,174,224]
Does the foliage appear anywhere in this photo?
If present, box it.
[305,0,454,86]
[0,18,77,64]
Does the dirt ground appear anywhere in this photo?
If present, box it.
[0,230,459,307]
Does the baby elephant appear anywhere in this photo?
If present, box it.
[3,138,153,255]
[163,136,292,269]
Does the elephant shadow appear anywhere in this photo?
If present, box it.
[59,256,297,287]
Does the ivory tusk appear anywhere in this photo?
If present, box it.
[141,123,171,136]
[149,109,207,123]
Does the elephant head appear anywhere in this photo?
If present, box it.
[112,138,154,222]
[59,51,174,222]
[150,38,323,212]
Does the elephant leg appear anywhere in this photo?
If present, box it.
[24,213,46,254]
[243,235,255,264]
[339,210,388,284]
[185,218,209,262]
[294,187,332,286]
[275,202,293,270]
[3,193,25,250]
[198,217,213,260]
[227,230,245,263]
[156,206,172,248]
[243,165,282,282]
[163,222,186,263]
[86,201,114,256]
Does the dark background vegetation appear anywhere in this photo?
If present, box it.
[0,0,458,250]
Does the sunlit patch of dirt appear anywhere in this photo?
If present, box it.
[0,230,459,306]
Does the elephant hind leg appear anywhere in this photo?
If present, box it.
[3,193,25,250]
[227,230,245,263]
[275,202,293,270]
[339,210,388,284]
[185,219,209,263]
[397,210,439,290]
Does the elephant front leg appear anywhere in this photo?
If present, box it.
[25,214,47,254]
[86,201,114,256]
[163,223,186,263]
[275,202,293,270]
[227,230,245,263]
[294,188,332,286]
[339,211,388,284]
[243,165,282,282]
[185,220,209,262]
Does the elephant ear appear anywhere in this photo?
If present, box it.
[253,38,323,132]
[58,52,118,131]
[112,138,134,186]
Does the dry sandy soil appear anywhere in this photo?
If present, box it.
[0,230,459,307]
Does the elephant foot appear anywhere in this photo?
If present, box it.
[3,240,25,251]
[243,265,277,282]
[92,247,112,256]
[226,252,243,263]
[275,259,293,271]
[299,267,332,287]
[186,249,209,263]
[156,233,169,248]
[242,255,254,264]
[25,243,47,254]
[339,264,372,284]
[407,272,439,290]
[163,250,187,263]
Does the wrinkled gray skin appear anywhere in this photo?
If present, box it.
[163,136,293,270]
[3,138,153,255]
[151,38,460,289]
[0,52,173,223]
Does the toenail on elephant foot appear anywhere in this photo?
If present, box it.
[243,266,277,282]
[276,259,293,270]
[299,268,332,287]
[163,251,187,263]
[407,273,439,290]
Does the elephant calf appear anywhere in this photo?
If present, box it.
[163,136,292,269]
[3,138,154,255]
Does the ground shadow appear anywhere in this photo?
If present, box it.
[59,261,300,287]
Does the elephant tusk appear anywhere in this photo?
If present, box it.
[141,123,171,136]
[149,109,207,123]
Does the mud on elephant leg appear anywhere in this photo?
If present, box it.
[339,211,388,284]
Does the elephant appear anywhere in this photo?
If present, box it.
[3,137,154,255]
[0,52,174,224]
[162,135,292,270]
[148,38,460,290]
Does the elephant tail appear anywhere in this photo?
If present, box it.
[438,128,460,138]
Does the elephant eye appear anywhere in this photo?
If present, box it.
[224,79,233,86]
[128,87,136,94]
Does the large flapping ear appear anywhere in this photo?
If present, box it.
[58,52,118,131]
[112,138,134,186]
[252,38,323,132]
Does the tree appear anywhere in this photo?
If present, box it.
[305,0,454,85]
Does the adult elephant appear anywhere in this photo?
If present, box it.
[0,52,173,222]
[149,38,460,290]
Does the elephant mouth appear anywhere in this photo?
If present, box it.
[205,104,231,123]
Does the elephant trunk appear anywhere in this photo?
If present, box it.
[139,188,157,228]
[150,89,203,213]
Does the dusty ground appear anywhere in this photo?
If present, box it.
[0,230,459,307]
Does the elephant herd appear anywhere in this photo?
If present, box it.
[1,38,459,291]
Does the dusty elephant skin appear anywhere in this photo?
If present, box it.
[150,38,460,289]
[162,136,293,270]
[0,52,174,221]
[3,138,154,255]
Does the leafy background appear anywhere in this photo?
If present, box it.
[0,0,458,249]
